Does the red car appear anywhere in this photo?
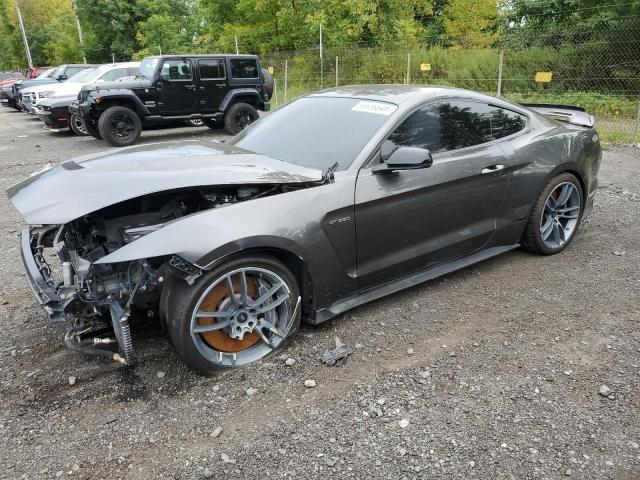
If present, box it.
[26,66,52,79]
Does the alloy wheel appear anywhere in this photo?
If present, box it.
[72,116,87,135]
[540,182,581,248]
[189,267,295,367]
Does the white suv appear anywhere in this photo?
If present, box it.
[26,62,140,115]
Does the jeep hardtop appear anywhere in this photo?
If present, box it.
[70,54,274,146]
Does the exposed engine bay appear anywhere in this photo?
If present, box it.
[25,183,306,364]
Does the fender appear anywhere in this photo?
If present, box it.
[94,178,359,310]
[89,89,150,115]
[219,88,264,112]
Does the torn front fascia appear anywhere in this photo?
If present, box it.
[168,255,202,285]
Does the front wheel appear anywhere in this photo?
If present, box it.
[98,106,142,147]
[522,172,584,255]
[223,102,259,135]
[165,255,301,376]
[83,117,102,139]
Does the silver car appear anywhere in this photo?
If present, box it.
[8,86,601,375]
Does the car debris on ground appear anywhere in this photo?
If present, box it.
[321,336,354,366]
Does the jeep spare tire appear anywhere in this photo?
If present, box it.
[224,102,259,135]
[260,68,274,101]
[98,106,142,147]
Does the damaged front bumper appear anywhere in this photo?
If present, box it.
[20,228,74,322]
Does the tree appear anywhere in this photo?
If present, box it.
[442,0,500,48]
[0,0,82,68]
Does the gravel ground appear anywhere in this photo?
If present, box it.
[0,108,639,480]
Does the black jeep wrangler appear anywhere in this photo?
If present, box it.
[70,54,273,147]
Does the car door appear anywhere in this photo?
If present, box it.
[354,99,512,288]
[197,58,227,113]
[156,58,198,115]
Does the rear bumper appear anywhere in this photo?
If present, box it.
[20,228,70,322]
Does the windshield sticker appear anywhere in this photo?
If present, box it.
[351,101,397,116]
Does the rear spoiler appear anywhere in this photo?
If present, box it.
[521,103,595,128]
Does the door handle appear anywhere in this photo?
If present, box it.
[481,164,505,174]
[185,84,196,90]
[216,83,226,87]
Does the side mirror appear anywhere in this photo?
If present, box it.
[372,147,433,174]
[57,74,67,81]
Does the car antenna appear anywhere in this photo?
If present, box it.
[324,162,339,183]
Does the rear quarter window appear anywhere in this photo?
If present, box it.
[230,59,258,79]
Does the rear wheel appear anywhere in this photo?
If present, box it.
[166,255,301,376]
[69,115,87,136]
[98,106,142,147]
[522,172,584,255]
[186,119,204,127]
[223,102,259,135]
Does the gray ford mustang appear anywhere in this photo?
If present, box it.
[8,85,601,375]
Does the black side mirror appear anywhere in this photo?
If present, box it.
[372,147,433,174]
[57,74,67,81]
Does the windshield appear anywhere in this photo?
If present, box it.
[37,68,57,79]
[65,67,99,83]
[139,58,160,78]
[232,97,397,171]
[50,67,65,78]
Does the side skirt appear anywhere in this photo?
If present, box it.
[311,244,519,325]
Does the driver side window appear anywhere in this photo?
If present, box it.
[160,59,192,80]
[382,104,442,160]
[381,101,489,161]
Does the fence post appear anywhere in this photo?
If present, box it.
[284,59,288,104]
[633,97,640,146]
[335,56,339,87]
[319,23,324,89]
[406,53,411,84]
[497,49,504,97]
[273,78,278,107]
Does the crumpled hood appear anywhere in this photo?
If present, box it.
[8,140,323,225]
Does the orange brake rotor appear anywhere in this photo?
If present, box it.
[197,276,261,352]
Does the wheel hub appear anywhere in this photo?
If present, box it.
[228,308,258,340]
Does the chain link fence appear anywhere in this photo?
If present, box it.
[261,17,640,145]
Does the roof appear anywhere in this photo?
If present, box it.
[144,54,258,60]
[309,84,508,108]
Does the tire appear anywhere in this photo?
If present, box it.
[165,255,301,376]
[223,102,259,135]
[203,118,224,130]
[83,118,102,139]
[69,115,87,136]
[98,106,142,147]
[521,172,584,255]
[260,67,274,101]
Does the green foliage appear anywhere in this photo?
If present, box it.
[0,0,83,68]
[0,0,637,144]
